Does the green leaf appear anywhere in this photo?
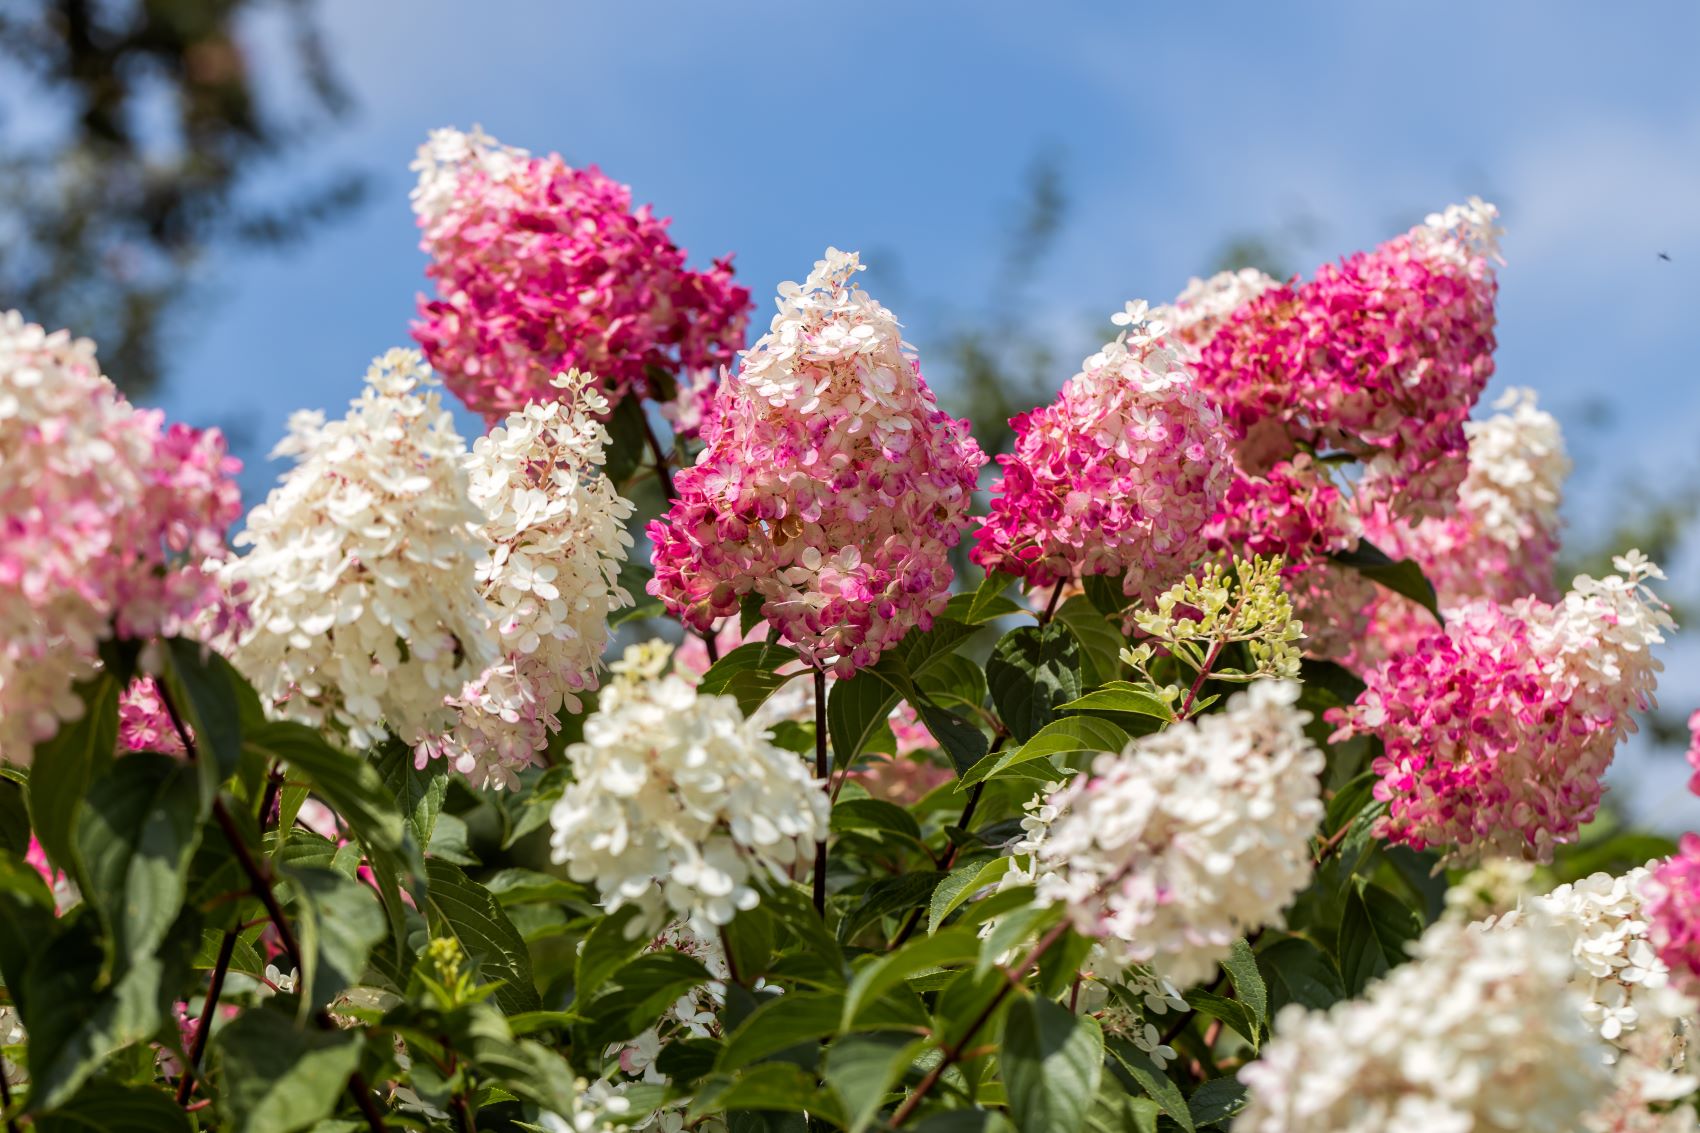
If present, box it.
[839,873,946,944]
[575,905,646,999]
[1337,882,1421,996]
[943,571,1022,625]
[245,722,403,853]
[1182,988,1258,1049]
[1105,1036,1194,1133]
[828,620,983,766]
[1056,681,1174,720]
[842,928,979,1029]
[1003,996,1103,1133]
[156,637,245,782]
[36,1078,192,1133]
[723,906,775,984]
[1187,1077,1248,1129]
[928,856,1012,934]
[825,1034,927,1133]
[213,1006,364,1133]
[1324,771,1378,835]
[611,599,665,627]
[28,670,120,877]
[958,716,1130,790]
[1222,938,1267,1030]
[1081,574,1131,617]
[22,909,200,1109]
[698,642,805,717]
[717,990,844,1070]
[582,951,712,1046]
[1332,540,1443,625]
[373,740,449,851]
[1256,935,1345,1015]
[603,394,650,486]
[76,754,205,963]
[987,623,1083,742]
[831,798,923,844]
[912,700,990,776]
[286,867,387,1014]
[0,776,30,856]
[915,654,989,716]
[690,1062,847,1126]
[1054,595,1126,687]
[423,859,542,1015]
[740,591,768,635]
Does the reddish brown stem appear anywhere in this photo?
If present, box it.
[889,920,1071,1127]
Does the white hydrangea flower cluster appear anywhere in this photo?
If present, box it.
[1442,856,1537,923]
[1152,267,1280,346]
[1526,551,1673,745]
[1458,387,1570,554]
[537,1079,633,1133]
[409,124,530,227]
[221,349,495,751]
[1520,867,1692,1060]
[1492,867,1700,1133]
[549,644,828,935]
[1238,917,1611,1133]
[1032,680,1324,988]
[422,373,634,788]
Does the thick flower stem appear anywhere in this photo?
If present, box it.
[889,919,1071,1127]
[813,669,830,919]
[1039,578,1067,624]
[174,929,236,1104]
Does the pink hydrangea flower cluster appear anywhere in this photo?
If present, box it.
[646,249,985,677]
[411,126,750,428]
[118,678,186,755]
[1329,552,1673,863]
[1192,200,1501,523]
[1205,456,1358,564]
[0,311,241,765]
[1686,711,1700,796]
[1643,835,1700,998]
[973,302,1233,602]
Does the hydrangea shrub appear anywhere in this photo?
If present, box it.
[1,140,1697,1133]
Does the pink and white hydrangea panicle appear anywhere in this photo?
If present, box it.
[1152,267,1281,349]
[419,372,635,789]
[972,301,1233,604]
[1353,386,1572,666]
[1032,680,1324,988]
[1645,835,1700,1001]
[219,349,496,752]
[647,249,985,677]
[1193,199,1500,524]
[411,125,750,426]
[0,310,242,765]
[547,642,829,936]
[1330,553,1672,864]
[1238,917,1610,1133]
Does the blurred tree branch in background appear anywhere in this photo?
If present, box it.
[0,0,365,394]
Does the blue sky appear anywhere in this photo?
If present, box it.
[54,2,1700,817]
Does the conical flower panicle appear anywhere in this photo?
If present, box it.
[647,248,985,677]
[412,125,750,428]
[972,302,1234,602]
